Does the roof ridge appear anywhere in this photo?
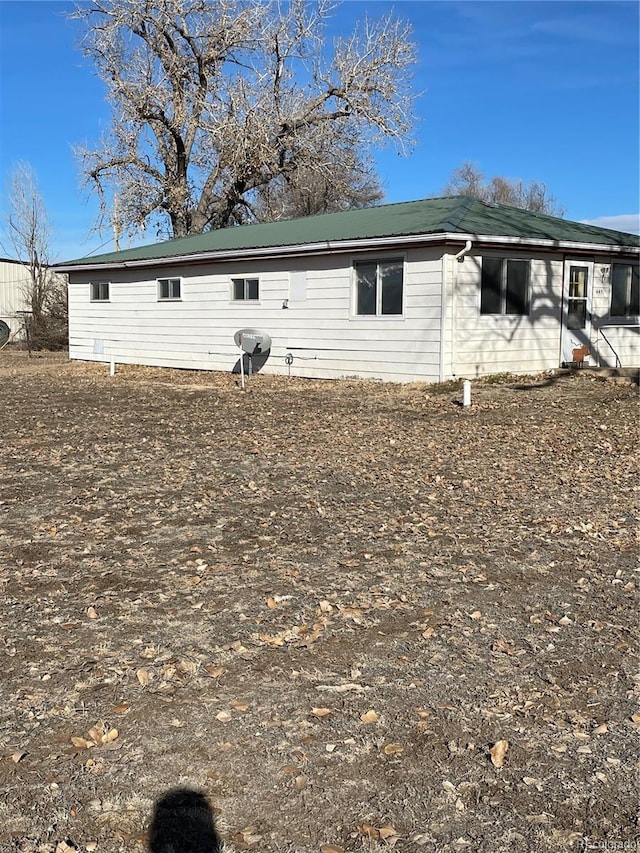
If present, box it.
[478,197,566,222]
[440,195,476,231]
[221,195,449,229]
[475,197,638,240]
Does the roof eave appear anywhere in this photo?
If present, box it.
[472,234,639,254]
[56,231,640,273]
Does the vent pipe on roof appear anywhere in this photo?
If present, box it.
[455,240,472,263]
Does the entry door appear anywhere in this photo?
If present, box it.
[561,260,593,365]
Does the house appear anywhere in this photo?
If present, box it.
[0,257,31,342]
[58,197,640,383]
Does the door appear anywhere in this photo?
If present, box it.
[561,260,592,365]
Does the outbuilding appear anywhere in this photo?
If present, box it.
[0,257,32,343]
[58,196,640,382]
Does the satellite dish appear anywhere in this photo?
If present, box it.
[234,328,272,355]
[233,328,272,390]
[0,320,10,346]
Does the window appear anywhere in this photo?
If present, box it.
[354,259,403,316]
[158,278,181,300]
[610,264,639,316]
[232,278,259,301]
[566,264,589,330]
[91,281,109,301]
[480,258,530,315]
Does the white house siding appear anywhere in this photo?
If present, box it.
[588,257,640,368]
[0,259,31,339]
[446,252,565,379]
[441,253,454,380]
[67,247,445,383]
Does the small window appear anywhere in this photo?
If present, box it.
[354,259,403,316]
[610,264,639,316]
[158,278,181,300]
[91,281,109,301]
[480,258,530,315]
[232,278,259,301]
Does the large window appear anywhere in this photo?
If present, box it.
[90,281,109,302]
[158,278,181,300]
[354,259,403,316]
[480,257,530,315]
[232,278,259,301]
[610,264,639,316]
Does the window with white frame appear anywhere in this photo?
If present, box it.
[232,278,259,301]
[91,281,110,301]
[610,263,639,316]
[158,278,181,300]
[480,257,530,315]
[354,258,404,316]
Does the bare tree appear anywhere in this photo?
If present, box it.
[443,161,565,217]
[71,0,416,238]
[252,129,384,220]
[3,162,68,350]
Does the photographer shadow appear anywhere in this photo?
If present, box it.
[148,788,222,853]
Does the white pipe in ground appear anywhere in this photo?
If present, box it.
[462,380,471,407]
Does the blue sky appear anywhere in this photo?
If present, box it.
[0,0,638,261]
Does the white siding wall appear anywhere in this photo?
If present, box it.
[0,259,31,339]
[446,251,565,378]
[68,248,445,383]
[589,258,640,368]
[441,253,454,380]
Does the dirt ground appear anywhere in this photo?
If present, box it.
[0,350,638,853]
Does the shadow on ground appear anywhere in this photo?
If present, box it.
[148,788,222,853]
[509,367,640,390]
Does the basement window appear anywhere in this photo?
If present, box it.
[610,264,639,316]
[232,278,259,301]
[480,257,530,315]
[90,281,109,302]
[158,278,181,300]
[354,259,404,316]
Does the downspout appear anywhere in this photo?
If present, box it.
[451,240,473,378]
[454,240,473,263]
[439,253,447,382]
[559,254,567,367]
